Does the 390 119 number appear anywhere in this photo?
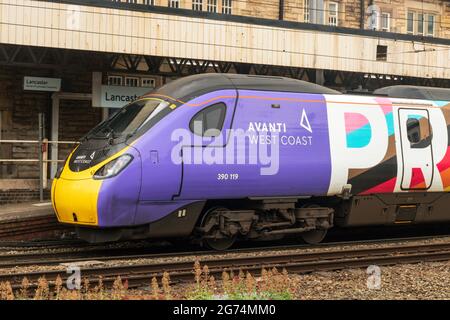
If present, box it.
[217,173,239,181]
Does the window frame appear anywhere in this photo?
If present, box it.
[168,0,179,8]
[304,0,310,23]
[221,0,232,14]
[417,12,424,35]
[426,14,435,36]
[108,75,123,86]
[124,76,140,87]
[207,0,218,13]
[192,0,203,11]
[189,103,227,137]
[141,77,156,88]
[407,11,414,34]
[381,12,390,32]
[328,2,339,26]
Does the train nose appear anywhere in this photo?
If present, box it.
[51,146,142,227]
[52,173,102,225]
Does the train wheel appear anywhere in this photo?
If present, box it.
[300,229,327,244]
[200,207,236,251]
[300,203,328,244]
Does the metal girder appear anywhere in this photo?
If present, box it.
[213,61,232,73]
[0,44,449,91]
[143,56,164,74]
[288,67,307,80]
[0,44,105,71]
[232,63,252,74]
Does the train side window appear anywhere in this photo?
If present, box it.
[406,118,421,146]
[189,103,226,137]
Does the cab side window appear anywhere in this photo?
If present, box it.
[189,103,226,137]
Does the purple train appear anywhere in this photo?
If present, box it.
[52,74,450,250]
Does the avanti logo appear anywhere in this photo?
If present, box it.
[90,151,96,160]
[300,108,312,133]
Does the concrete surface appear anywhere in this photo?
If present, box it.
[0,201,54,221]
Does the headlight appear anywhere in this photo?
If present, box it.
[93,154,133,179]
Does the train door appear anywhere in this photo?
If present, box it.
[397,108,433,190]
[177,96,237,199]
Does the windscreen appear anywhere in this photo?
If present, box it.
[88,99,170,139]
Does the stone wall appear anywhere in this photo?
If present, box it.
[147,0,450,38]
[0,189,50,205]
[442,2,450,39]
[0,66,102,180]
[0,66,51,179]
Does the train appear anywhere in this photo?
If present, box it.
[51,73,450,250]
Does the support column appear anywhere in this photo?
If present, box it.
[315,70,325,86]
[50,94,59,179]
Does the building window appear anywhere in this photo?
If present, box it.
[141,78,156,88]
[207,0,217,13]
[143,0,154,5]
[168,0,179,8]
[125,77,139,87]
[108,76,122,86]
[304,0,310,23]
[108,75,156,88]
[381,13,390,31]
[417,13,424,35]
[427,14,435,36]
[328,2,338,26]
[192,0,203,11]
[222,0,231,14]
[407,11,414,34]
[376,45,388,61]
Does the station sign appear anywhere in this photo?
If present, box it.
[91,72,152,108]
[23,76,61,92]
[98,85,150,109]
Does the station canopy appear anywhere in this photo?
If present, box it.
[374,85,450,101]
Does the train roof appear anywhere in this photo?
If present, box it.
[149,73,341,102]
[374,85,450,101]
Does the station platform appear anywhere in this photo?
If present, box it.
[0,201,71,241]
[0,201,54,221]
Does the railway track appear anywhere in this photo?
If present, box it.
[1,238,450,290]
[0,234,448,269]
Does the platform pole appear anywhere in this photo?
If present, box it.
[38,113,44,202]
[50,94,59,179]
